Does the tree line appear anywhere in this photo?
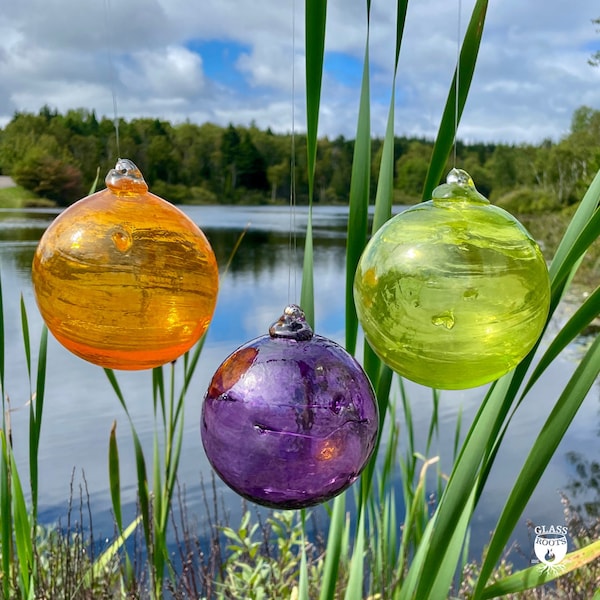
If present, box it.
[0,105,599,210]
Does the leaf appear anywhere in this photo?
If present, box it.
[0,431,12,600]
[422,0,489,201]
[0,271,5,395]
[344,510,365,600]
[300,216,315,327]
[399,373,515,599]
[108,421,122,533]
[473,332,600,596]
[318,493,346,600]
[297,511,310,600]
[523,283,600,395]
[88,166,100,195]
[10,448,33,599]
[302,0,327,326]
[83,516,142,588]
[548,167,600,285]
[345,39,371,355]
[305,0,327,196]
[29,325,47,519]
[19,295,31,379]
[481,540,600,598]
[548,205,600,302]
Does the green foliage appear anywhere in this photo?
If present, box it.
[12,147,84,206]
[0,186,53,209]
[2,101,599,210]
[218,510,322,600]
[494,186,558,213]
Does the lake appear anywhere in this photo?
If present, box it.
[0,204,598,567]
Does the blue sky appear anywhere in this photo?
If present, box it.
[0,0,599,143]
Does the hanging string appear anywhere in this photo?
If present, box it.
[453,0,462,167]
[288,0,298,303]
[104,0,121,158]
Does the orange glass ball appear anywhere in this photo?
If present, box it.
[32,159,219,370]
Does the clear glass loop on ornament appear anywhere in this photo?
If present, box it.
[432,168,489,205]
[105,157,149,195]
[269,304,314,341]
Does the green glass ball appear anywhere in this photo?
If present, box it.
[353,169,551,390]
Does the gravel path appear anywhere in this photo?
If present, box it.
[0,176,15,189]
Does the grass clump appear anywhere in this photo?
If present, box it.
[0,185,54,208]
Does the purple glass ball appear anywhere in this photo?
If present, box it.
[201,305,379,509]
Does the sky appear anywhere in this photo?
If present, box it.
[0,0,599,144]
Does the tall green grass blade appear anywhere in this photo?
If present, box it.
[372,94,395,234]
[399,373,515,599]
[82,515,141,589]
[164,416,184,521]
[473,195,600,495]
[300,216,315,327]
[372,0,408,234]
[548,167,600,283]
[108,421,123,533]
[152,426,164,585]
[20,296,31,379]
[104,370,152,576]
[88,166,100,195]
[0,272,5,397]
[344,510,365,600]
[422,0,489,201]
[360,363,393,501]
[481,539,600,599]
[0,431,12,600]
[427,487,475,599]
[181,335,207,396]
[297,510,310,600]
[425,389,440,454]
[303,0,327,325]
[10,449,33,599]
[153,365,166,428]
[29,325,47,520]
[453,405,463,460]
[547,206,600,299]
[130,425,151,579]
[318,493,346,600]
[345,39,371,355]
[305,0,326,197]
[523,283,600,395]
[473,332,600,596]
[104,369,131,418]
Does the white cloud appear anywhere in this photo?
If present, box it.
[0,0,599,142]
[120,46,206,99]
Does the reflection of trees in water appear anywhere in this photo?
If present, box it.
[1,244,38,284]
[564,450,600,522]
[205,227,346,279]
[0,211,53,283]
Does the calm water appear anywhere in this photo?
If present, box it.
[0,205,598,565]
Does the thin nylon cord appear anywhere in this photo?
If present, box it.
[453,0,461,167]
[288,0,298,303]
[104,0,121,158]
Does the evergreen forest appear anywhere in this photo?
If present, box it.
[0,104,599,211]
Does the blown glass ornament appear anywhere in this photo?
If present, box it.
[32,159,219,370]
[201,305,378,509]
[354,168,551,390]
